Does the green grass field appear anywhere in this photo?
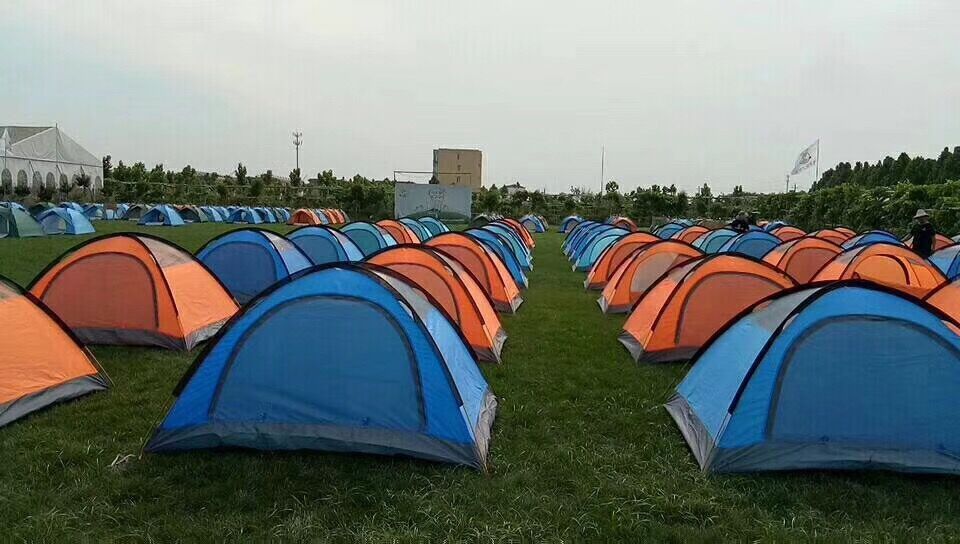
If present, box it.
[3,223,960,541]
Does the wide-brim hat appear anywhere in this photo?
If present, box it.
[914,209,930,219]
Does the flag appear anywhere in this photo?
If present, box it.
[791,140,819,175]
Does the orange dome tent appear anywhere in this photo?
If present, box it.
[425,232,523,313]
[809,228,850,245]
[584,232,659,290]
[924,279,960,322]
[598,240,703,313]
[376,219,421,244]
[834,226,857,238]
[289,208,322,226]
[0,276,108,427]
[904,233,954,252]
[367,246,506,362]
[813,242,946,297]
[30,234,239,350]
[763,236,843,283]
[671,225,709,245]
[620,255,797,363]
[771,225,806,242]
[611,217,638,231]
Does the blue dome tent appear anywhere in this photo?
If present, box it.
[342,222,395,257]
[717,231,781,259]
[200,206,225,222]
[569,224,619,262]
[655,222,686,239]
[931,244,960,279]
[563,222,607,257]
[253,207,277,223]
[561,220,598,253]
[763,220,788,232]
[693,228,737,254]
[59,202,84,213]
[37,208,96,235]
[419,217,450,237]
[288,225,364,265]
[400,218,432,242]
[197,229,311,303]
[145,265,497,470]
[227,207,263,225]
[483,223,532,271]
[668,282,960,475]
[841,230,903,250]
[82,204,105,221]
[138,205,185,226]
[559,215,582,234]
[572,228,629,272]
[519,214,546,233]
[465,229,528,289]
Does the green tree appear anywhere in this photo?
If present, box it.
[235,163,247,185]
[289,168,302,186]
[102,155,112,179]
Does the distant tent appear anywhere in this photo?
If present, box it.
[122,204,147,221]
[567,224,619,261]
[196,229,312,304]
[669,282,960,475]
[60,202,84,213]
[342,222,396,256]
[425,232,523,313]
[30,234,238,349]
[572,227,630,272]
[620,255,796,362]
[770,225,806,242]
[400,218,432,242]
[145,265,496,471]
[139,205,185,226]
[0,207,43,238]
[28,202,55,218]
[904,233,953,252]
[82,204,105,221]
[314,209,332,224]
[115,203,130,218]
[762,236,843,283]
[464,228,528,289]
[289,208,322,226]
[763,220,788,232]
[808,228,850,246]
[377,219,421,244]
[834,226,857,238]
[692,228,738,254]
[178,205,208,223]
[841,230,903,250]
[717,231,781,259]
[611,217,638,231]
[367,246,507,362]
[563,221,603,255]
[483,223,532,271]
[598,240,703,314]
[288,225,364,265]
[200,206,225,222]
[559,215,582,233]
[420,217,450,237]
[227,207,263,225]
[37,208,96,235]
[814,242,945,297]
[654,222,686,239]
[471,213,493,226]
[254,207,277,224]
[520,215,546,233]
[0,275,108,427]
[500,218,535,249]
[584,232,659,290]
[273,208,291,223]
[671,225,709,244]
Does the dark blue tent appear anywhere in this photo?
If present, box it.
[559,215,582,234]
[145,265,497,470]
[841,230,903,250]
[564,222,608,258]
[692,228,737,254]
[227,207,263,224]
[717,230,781,259]
[562,220,599,252]
[138,205,185,227]
[197,229,311,303]
[669,282,960,474]
[288,225,364,265]
[655,222,686,239]
[573,228,629,272]
[484,222,532,271]
[569,224,621,262]
[400,218,432,242]
[931,244,960,279]
[341,222,396,256]
[419,217,449,237]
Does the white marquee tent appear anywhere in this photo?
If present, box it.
[0,126,103,195]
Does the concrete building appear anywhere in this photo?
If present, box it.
[504,182,526,196]
[432,148,482,189]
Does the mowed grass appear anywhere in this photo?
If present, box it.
[2,224,960,541]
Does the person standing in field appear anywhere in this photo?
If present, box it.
[910,209,936,258]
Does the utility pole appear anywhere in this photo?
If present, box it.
[292,131,303,171]
[600,146,605,193]
[786,174,790,192]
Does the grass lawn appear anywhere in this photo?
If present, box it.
[3,224,960,541]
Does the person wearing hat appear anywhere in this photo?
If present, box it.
[910,209,936,258]
[730,211,750,233]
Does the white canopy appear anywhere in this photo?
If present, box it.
[0,126,103,194]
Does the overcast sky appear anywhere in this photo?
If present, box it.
[4,0,958,194]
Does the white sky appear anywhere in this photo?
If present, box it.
[3,0,959,194]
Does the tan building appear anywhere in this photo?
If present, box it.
[432,148,482,189]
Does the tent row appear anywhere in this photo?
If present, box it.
[2,216,538,469]
[563,219,960,476]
